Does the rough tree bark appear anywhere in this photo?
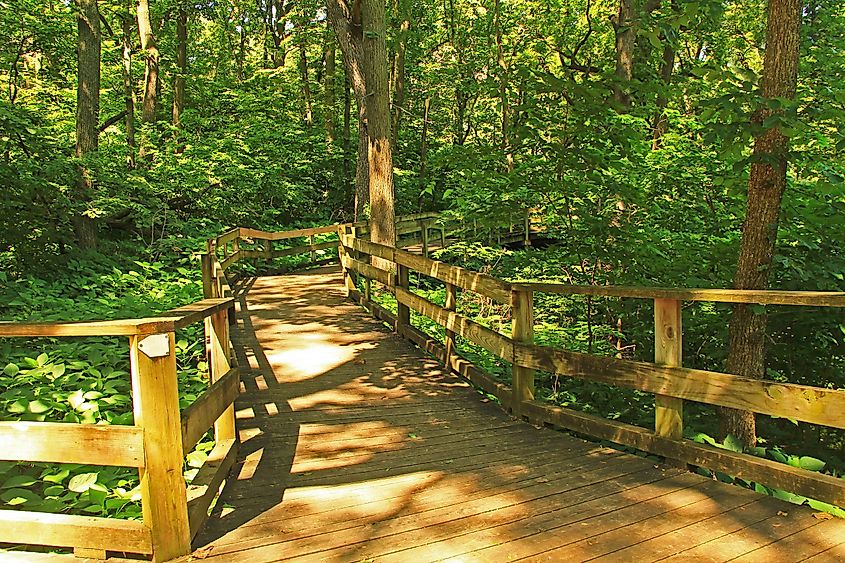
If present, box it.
[74,0,100,249]
[610,0,635,110]
[298,34,314,127]
[360,0,396,248]
[326,0,369,220]
[493,0,512,171]
[652,39,675,149]
[720,0,801,448]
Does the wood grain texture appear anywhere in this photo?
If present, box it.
[654,298,683,440]
[187,438,238,539]
[0,510,152,554]
[0,421,144,467]
[514,343,845,429]
[512,281,845,307]
[395,286,514,362]
[0,318,174,337]
[181,367,240,454]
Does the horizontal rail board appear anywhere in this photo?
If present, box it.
[187,438,238,539]
[0,318,174,337]
[215,229,241,247]
[395,287,514,362]
[0,510,152,554]
[181,367,240,454]
[514,343,845,430]
[220,251,242,270]
[161,298,234,330]
[341,235,397,262]
[342,255,394,287]
[393,249,512,304]
[523,400,845,508]
[512,282,845,307]
[240,224,339,241]
[0,421,145,466]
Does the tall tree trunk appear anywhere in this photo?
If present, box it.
[651,39,675,149]
[324,32,337,149]
[136,0,158,123]
[172,3,187,128]
[611,0,635,110]
[121,5,136,169]
[326,0,369,220]
[360,0,395,248]
[493,0,512,171]
[418,96,430,208]
[343,72,352,200]
[390,0,410,152]
[298,37,314,127]
[720,0,801,449]
[74,0,100,249]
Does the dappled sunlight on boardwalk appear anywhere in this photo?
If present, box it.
[189,266,845,563]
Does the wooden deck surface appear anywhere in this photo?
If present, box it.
[189,266,845,562]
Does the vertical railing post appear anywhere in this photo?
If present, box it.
[511,287,534,417]
[397,263,411,330]
[309,233,316,263]
[210,307,236,442]
[654,299,683,440]
[201,253,214,299]
[444,282,458,371]
[523,209,531,247]
[337,225,356,297]
[421,220,430,258]
[129,331,191,562]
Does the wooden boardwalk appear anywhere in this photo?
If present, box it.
[185,266,845,562]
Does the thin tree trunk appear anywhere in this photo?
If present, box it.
[343,71,352,200]
[493,0,512,171]
[324,32,337,149]
[326,0,369,220]
[418,96,430,208]
[299,36,314,127]
[361,0,396,249]
[121,6,136,169]
[652,40,675,149]
[136,0,158,123]
[720,0,801,449]
[74,0,100,249]
[390,0,410,152]
[172,3,187,128]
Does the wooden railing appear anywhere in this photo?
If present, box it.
[0,295,238,561]
[337,232,845,509]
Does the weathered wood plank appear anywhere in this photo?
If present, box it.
[342,255,394,287]
[654,298,683,440]
[220,251,242,270]
[215,229,241,247]
[522,400,845,507]
[514,343,845,429]
[239,225,339,241]
[0,421,144,467]
[0,510,152,554]
[187,438,238,540]
[0,318,174,337]
[181,367,240,454]
[160,298,234,330]
[395,287,514,362]
[512,282,845,307]
[511,287,534,416]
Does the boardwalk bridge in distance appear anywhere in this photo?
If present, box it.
[1,212,845,562]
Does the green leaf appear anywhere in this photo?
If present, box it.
[3,363,19,377]
[67,472,99,493]
[1,474,37,489]
[1,488,41,506]
[722,435,744,453]
[27,400,51,414]
[36,353,49,367]
[42,469,70,484]
[798,456,826,472]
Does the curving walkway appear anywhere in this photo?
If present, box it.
[192,266,845,562]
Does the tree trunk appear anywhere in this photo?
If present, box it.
[493,0,512,171]
[74,0,100,249]
[343,71,352,201]
[326,0,369,220]
[720,0,801,449]
[390,0,410,153]
[324,32,337,149]
[136,0,158,123]
[299,36,314,127]
[121,5,136,169]
[172,3,187,128]
[418,96,430,209]
[611,0,635,110]
[361,0,396,249]
[652,39,675,149]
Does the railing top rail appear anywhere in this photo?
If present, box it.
[0,297,235,338]
[512,282,845,307]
